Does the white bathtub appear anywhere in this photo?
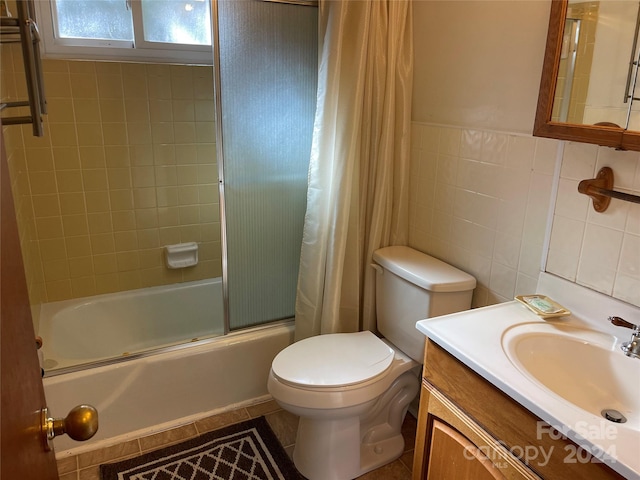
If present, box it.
[39,278,225,372]
[44,321,295,455]
[38,278,295,455]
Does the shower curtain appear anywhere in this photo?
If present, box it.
[295,0,413,340]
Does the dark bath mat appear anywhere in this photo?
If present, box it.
[100,416,305,480]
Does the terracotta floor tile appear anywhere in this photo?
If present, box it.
[139,422,198,452]
[265,409,299,448]
[357,459,412,479]
[194,407,251,433]
[246,399,281,417]
[58,400,418,479]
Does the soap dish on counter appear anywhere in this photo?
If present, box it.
[515,294,571,319]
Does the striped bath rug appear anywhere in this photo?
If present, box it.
[100,416,304,480]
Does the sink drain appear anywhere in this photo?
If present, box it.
[601,409,627,423]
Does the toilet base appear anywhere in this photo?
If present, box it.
[291,370,420,480]
[292,417,409,480]
[360,432,406,474]
[294,415,362,480]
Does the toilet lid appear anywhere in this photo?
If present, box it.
[271,331,395,387]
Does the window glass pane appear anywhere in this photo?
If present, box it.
[141,0,211,45]
[55,0,133,41]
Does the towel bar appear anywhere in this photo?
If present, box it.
[578,167,640,212]
[0,0,46,137]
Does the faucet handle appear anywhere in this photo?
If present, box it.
[609,316,639,331]
[610,316,640,359]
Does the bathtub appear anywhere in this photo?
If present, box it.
[39,278,225,372]
[38,278,295,455]
[44,321,295,455]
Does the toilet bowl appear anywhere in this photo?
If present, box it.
[268,246,476,479]
[268,331,420,479]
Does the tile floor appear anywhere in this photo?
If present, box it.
[55,398,416,480]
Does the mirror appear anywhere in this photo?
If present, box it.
[534,0,640,151]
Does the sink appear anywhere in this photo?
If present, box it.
[416,274,640,478]
[502,322,640,430]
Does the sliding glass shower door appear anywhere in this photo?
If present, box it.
[215,0,318,330]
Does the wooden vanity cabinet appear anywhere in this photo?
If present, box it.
[424,415,517,480]
[412,339,625,480]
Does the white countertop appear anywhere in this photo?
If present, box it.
[415,273,640,480]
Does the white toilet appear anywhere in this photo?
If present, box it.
[267,246,476,479]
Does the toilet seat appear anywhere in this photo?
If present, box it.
[271,331,394,388]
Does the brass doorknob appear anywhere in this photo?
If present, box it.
[41,405,99,450]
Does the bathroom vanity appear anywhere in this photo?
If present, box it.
[413,273,640,480]
[413,339,624,479]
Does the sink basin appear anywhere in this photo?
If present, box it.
[417,277,640,479]
[502,322,640,430]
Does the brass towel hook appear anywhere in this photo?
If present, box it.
[578,167,640,212]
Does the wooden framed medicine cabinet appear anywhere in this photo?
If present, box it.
[534,0,640,151]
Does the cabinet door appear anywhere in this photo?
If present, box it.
[426,419,505,480]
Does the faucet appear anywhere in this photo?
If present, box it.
[609,316,640,359]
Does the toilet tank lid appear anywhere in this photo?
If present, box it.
[373,246,476,293]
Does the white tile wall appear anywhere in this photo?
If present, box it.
[409,123,640,309]
[409,123,557,308]
[547,144,640,306]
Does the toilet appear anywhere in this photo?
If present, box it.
[267,246,476,479]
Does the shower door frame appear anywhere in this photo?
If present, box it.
[211,0,318,335]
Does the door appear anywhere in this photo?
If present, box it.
[0,122,59,480]
[216,0,317,330]
[426,419,506,480]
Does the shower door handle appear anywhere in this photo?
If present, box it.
[40,404,99,451]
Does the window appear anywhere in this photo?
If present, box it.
[36,0,213,64]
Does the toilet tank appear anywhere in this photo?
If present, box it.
[372,246,476,362]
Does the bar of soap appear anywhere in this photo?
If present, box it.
[515,294,571,318]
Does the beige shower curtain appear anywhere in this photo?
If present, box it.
[295,0,413,340]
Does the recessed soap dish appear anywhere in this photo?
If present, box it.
[164,242,198,269]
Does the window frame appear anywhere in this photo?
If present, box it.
[35,0,214,65]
